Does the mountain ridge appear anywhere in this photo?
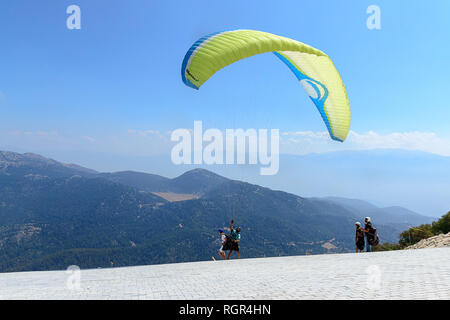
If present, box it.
[0,150,437,272]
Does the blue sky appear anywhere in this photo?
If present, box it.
[1,0,450,157]
[1,1,449,216]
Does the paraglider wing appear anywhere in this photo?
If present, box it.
[181,30,351,142]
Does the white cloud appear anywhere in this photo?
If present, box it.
[82,136,96,143]
[127,129,170,140]
[280,130,450,156]
[4,130,66,146]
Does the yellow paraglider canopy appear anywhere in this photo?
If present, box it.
[181,29,351,142]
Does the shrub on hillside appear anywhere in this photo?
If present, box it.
[431,211,450,235]
[372,242,403,251]
[399,224,434,247]
[374,210,450,252]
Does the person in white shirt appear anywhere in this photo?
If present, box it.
[218,229,228,259]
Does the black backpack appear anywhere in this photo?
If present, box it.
[367,227,380,246]
[222,234,232,250]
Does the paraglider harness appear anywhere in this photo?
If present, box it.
[222,234,232,251]
[366,225,380,246]
[222,228,241,251]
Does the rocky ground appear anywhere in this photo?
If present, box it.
[406,232,450,250]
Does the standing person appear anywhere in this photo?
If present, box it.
[363,217,373,252]
[218,229,228,260]
[227,220,241,260]
[355,222,365,253]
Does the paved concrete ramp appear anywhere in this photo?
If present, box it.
[1,248,449,300]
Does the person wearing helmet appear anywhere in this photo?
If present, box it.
[355,222,365,253]
[363,217,373,252]
[227,220,241,260]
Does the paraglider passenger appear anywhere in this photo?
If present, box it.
[218,229,228,260]
[355,222,365,253]
[227,220,241,260]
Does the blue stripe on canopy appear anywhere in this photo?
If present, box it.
[273,52,341,142]
[181,31,224,89]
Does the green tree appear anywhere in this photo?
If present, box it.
[431,211,450,235]
[399,224,434,247]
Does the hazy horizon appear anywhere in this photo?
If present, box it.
[1,147,448,218]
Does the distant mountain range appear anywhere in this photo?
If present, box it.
[80,149,448,217]
[246,150,450,217]
[98,168,228,196]
[0,150,436,272]
[315,196,434,229]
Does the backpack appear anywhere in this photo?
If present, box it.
[222,234,232,250]
[367,227,380,246]
[230,229,239,241]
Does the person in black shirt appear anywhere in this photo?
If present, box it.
[227,220,241,260]
[355,222,365,253]
[363,217,373,252]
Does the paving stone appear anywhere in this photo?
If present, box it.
[0,248,449,299]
